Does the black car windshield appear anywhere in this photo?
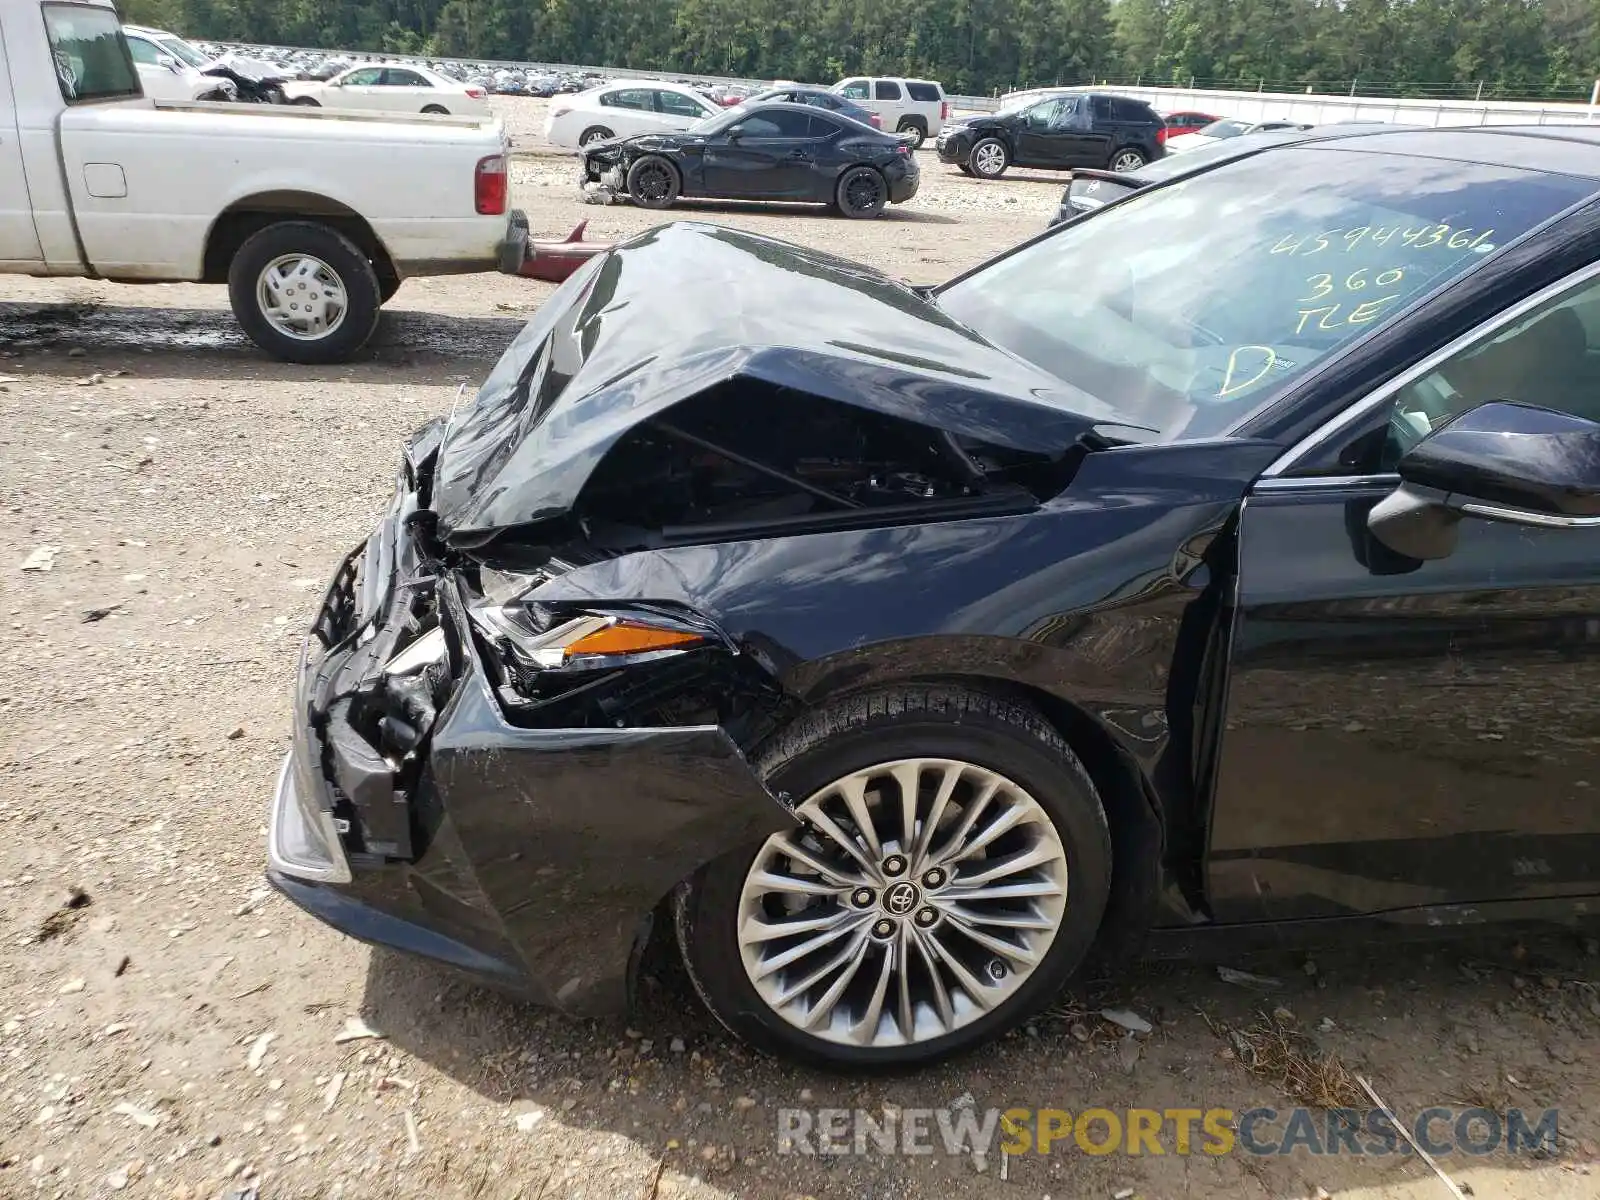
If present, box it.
[690,106,750,134]
[938,145,1593,440]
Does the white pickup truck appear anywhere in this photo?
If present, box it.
[0,0,517,362]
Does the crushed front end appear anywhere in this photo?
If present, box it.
[267,421,796,1015]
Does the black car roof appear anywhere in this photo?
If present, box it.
[1291,124,1600,179]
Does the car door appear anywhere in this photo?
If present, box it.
[700,110,815,199]
[1012,97,1077,167]
[0,47,44,267]
[331,66,383,108]
[598,87,656,136]
[1207,265,1600,925]
[379,67,432,112]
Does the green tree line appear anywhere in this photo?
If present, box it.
[118,0,1600,100]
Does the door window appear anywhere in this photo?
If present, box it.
[1378,274,1600,465]
[125,36,161,66]
[341,67,384,87]
[838,79,869,100]
[1091,96,1115,121]
[1023,98,1064,128]
[381,69,429,87]
[655,89,709,118]
[874,80,903,100]
[730,109,813,138]
[42,4,141,104]
[602,88,652,110]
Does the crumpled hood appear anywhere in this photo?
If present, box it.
[430,222,1122,542]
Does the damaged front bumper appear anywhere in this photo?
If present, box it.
[267,442,795,1014]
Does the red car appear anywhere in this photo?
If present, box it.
[1158,111,1220,144]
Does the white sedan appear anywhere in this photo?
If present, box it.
[543,81,719,151]
[282,63,489,116]
[1164,117,1311,154]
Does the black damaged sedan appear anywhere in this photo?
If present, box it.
[578,101,918,218]
[272,126,1600,1069]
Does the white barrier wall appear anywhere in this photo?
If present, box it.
[985,83,1600,127]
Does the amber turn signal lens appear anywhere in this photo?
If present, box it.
[563,622,703,658]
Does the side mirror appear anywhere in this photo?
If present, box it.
[1368,401,1600,560]
[726,126,742,141]
[157,54,180,73]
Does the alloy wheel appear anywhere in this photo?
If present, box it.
[736,757,1069,1048]
[1111,149,1146,172]
[844,170,885,214]
[633,161,673,203]
[972,142,1006,176]
[255,253,347,341]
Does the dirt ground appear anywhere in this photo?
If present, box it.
[1,95,1598,1200]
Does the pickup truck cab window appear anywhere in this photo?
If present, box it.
[43,3,140,104]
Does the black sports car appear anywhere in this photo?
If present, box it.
[272,126,1600,1070]
[579,102,919,218]
[936,90,1164,178]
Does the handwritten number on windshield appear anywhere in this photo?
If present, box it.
[1271,225,1494,256]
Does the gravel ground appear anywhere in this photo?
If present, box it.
[1,96,1598,1200]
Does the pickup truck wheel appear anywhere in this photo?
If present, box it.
[626,155,681,209]
[228,222,380,365]
[836,166,888,218]
[895,118,927,149]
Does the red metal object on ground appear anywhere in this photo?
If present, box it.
[515,220,614,283]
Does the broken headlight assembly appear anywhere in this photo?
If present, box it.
[464,588,759,729]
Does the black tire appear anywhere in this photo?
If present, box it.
[1109,146,1148,172]
[676,685,1113,1070]
[226,221,381,365]
[957,164,976,177]
[421,104,449,115]
[896,118,927,149]
[578,125,614,146]
[626,154,681,209]
[969,136,1009,179]
[835,165,888,218]
[291,96,320,107]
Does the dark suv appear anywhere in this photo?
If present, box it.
[936,91,1164,179]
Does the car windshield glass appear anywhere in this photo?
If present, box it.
[1197,119,1253,138]
[691,106,749,133]
[937,146,1591,441]
[156,35,209,68]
